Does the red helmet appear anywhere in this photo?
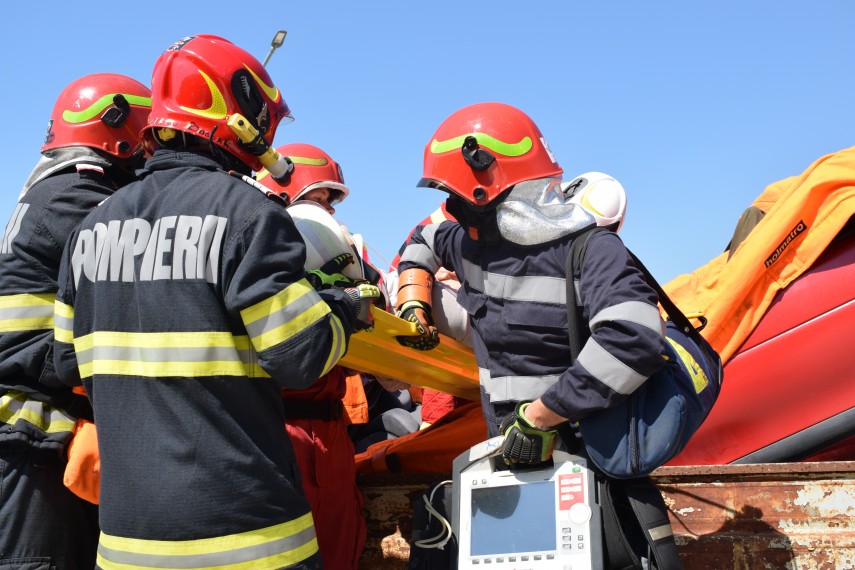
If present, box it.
[256,143,349,204]
[143,35,291,171]
[418,102,563,207]
[42,73,151,159]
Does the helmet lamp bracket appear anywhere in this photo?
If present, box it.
[461,135,495,172]
[100,94,130,128]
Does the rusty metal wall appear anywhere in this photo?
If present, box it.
[359,462,855,569]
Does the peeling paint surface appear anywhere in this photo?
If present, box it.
[359,462,855,569]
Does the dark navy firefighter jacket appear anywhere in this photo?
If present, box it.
[397,220,667,436]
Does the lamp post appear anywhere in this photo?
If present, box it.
[262,30,288,67]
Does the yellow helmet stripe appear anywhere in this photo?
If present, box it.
[179,70,228,119]
[243,64,280,102]
[430,132,533,157]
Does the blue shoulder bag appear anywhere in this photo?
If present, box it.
[566,227,723,479]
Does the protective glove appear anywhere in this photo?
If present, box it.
[343,282,382,331]
[396,300,440,350]
[499,401,558,466]
[305,253,356,290]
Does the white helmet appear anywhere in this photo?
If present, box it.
[561,172,627,233]
[286,201,364,280]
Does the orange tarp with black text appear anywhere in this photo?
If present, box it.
[664,145,855,363]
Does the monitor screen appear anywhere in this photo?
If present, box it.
[469,481,557,556]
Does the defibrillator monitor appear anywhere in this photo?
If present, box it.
[452,438,601,569]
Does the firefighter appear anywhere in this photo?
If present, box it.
[53,35,378,569]
[257,143,368,569]
[395,102,667,466]
[0,73,151,569]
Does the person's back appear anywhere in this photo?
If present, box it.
[0,72,151,569]
[53,35,370,569]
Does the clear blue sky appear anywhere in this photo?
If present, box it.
[3,2,854,283]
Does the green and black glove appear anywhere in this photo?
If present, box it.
[395,300,440,350]
[306,253,356,290]
[499,401,558,466]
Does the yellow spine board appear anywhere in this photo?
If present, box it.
[339,307,479,401]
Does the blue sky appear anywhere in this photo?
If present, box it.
[3,2,854,283]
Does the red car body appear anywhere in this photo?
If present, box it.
[669,230,855,466]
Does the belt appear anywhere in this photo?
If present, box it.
[282,399,344,421]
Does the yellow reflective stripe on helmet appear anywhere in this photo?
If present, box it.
[241,279,331,352]
[289,155,328,166]
[54,299,74,343]
[667,337,710,394]
[61,94,152,124]
[179,70,228,120]
[72,331,269,379]
[0,293,55,332]
[319,314,347,377]
[0,391,76,433]
[96,512,317,569]
[243,64,280,102]
[430,132,533,157]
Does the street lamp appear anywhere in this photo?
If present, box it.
[262,30,288,67]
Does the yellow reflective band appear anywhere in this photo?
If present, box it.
[97,513,317,570]
[578,187,604,217]
[667,338,710,394]
[72,331,265,379]
[54,299,74,343]
[319,314,347,376]
[0,391,76,434]
[430,132,533,157]
[61,93,152,124]
[0,293,56,333]
[241,280,332,352]
[243,64,280,102]
[289,156,328,166]
[179,70,228,119]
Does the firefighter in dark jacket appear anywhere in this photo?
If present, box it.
[0,72,151,569]
[395,102,667,467]
[53,35,378,570]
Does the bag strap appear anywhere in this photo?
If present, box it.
[622,249,702,342]
[565,226,601,359]
[566,227,683,570]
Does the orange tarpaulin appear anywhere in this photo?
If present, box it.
[665,145,855,363]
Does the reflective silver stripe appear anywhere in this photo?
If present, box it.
[590,301,665,336]
[74,344,247,367]
[243,291,321,340]
[0,304,54,322]
[420,223,440,250]
[97,524,317,568]
[400,242,440,272]
[479,367,561,403]
[462,260,567,303]
[576,338,647,395]
[648,523,674,542]
[0,392,76,433]
[53,312,73,334]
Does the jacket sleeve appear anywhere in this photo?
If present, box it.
[540,231,667,421]
[53,227,82,387]
[224,201,350,389]
[396,220,460,275]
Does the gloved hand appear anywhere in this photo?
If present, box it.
[396,300,440,350]
[306,253,356,290]
[343,282,382,331]
[499,401,558,466]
